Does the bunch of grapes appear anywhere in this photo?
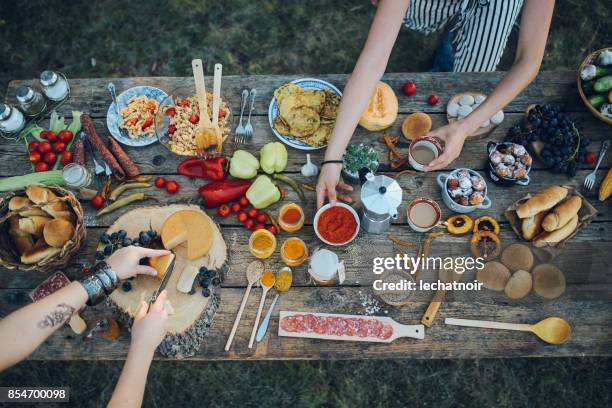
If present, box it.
[505,104,590,177]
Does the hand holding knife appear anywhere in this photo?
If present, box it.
[149,254,176,307]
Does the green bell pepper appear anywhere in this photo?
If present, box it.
[229,150,260,179]
[246,175,281,209]
[260,142,288,174]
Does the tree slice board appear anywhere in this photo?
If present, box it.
[447,91,499,140]
[278,311,425,343]
[105,204,228,358]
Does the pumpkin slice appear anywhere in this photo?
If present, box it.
[359,82,398,131]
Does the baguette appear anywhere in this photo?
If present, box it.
[8,196,33,211]
[516,186,568,219]
[542,196,582,232]
[521,211,548,241]
[533,214,578,247]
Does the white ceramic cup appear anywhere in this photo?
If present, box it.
[408,137,443,171]
[406,197,442,232]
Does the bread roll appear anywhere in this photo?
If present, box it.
[8,216,29,237]
[533,214,578,247]
[542,196,582,232]
[13,235,34,254]
[521,211,547,241]
[25,185,57,204]
[43,204,73,221]
[18,216,51,236]
[43,219,75,248]
[8,196,33,211]
[19,207,49,217]
[516,186,568,219]
[20,239,61,264]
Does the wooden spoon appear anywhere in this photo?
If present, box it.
[421,266,462,327]
[211,63,223,149]
[445,317,571,345]
[225,260,264,351]
[248,271,276,349]
[191,59,216,151]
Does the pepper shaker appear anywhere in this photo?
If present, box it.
[15,85,46,116]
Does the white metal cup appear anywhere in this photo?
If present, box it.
[408,137,443,171]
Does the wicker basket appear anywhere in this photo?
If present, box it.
[577,47,612,126]
[0,185,86,272]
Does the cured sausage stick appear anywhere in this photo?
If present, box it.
[80,114,126,180]
[107,136,140,178]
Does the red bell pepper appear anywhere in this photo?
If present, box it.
[198,180,252,208]
[177,157,227,181]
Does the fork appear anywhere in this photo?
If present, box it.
[107,82,130,140]
[584,140,609,190]
[234,89,249,146]
[243,89,257,144]
[81,132,105,190]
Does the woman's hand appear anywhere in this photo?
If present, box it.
[316,163,354,208]
[423,121,469,171]
[131,291,169,352]
[107,246,171,280]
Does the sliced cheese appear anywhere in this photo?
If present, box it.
[149,253,176,279]
[161,210,213,260]
[177,265,199,293]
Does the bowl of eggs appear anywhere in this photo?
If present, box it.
[487,141,532,186]
[446,92,505,139]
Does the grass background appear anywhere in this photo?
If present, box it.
[1,0,611,407]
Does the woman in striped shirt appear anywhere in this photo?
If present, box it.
[316,0,555,208]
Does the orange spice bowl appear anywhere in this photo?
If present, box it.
[313,202,360,246]
[278,203,305,233]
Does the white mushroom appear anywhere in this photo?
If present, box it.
[480,119,490,128]
[490,110,504,125]
[457,104,473,118]
[474,95,486,104]
[459,94,475,106]
[447,102,460,117]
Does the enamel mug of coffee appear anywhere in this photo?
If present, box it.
[408,137,443,171]
[406,197,442,232]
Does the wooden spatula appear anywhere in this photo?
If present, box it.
[211,63,223,149]
[421,266,463,327]
[191,59,216,152]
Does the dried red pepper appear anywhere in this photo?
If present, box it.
[178,157,227,181]
[198,180,252,208]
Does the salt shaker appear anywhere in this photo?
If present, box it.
[0,104,26,134]
[15,85,46,116]
[40,70,69,102]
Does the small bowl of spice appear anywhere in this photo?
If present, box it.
[249,229,277,259]
[342,143,379,183]
[313,202,360,246]
[281,237,308,266]
[278,203,305,233]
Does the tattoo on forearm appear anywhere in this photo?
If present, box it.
[37,303,76,329]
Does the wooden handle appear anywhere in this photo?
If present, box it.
[225,283,252,351]
[248,288,268,348]
[445,318,532,332]
[191,59,211,125]
[421,290,446,327]
[68,313,87,335]
[212,63,222,126]
[393,323,425,340]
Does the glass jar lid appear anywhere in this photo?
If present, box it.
[40,70,58,87]
[15,86,35,103]
[0,104,12,120]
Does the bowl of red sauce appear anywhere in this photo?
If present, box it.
[313,203,360,246]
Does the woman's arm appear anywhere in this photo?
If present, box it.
[108,291,168,408]
[0,246,168,372]
[316,0,411,207]
[425,0,555,171]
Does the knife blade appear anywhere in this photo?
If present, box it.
[149,254,176,306]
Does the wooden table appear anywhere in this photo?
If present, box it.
[1,71,611,360]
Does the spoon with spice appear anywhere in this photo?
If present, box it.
[225,260,264,351]
[248,270,276,348]
[255,267,293,342]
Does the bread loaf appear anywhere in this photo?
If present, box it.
[533,214,578,247]
[43,219,75,248]
[516,186,568,219]
[521,211,547,241]
[25,186,57,204]
[20,240,61,264]
[18,216,51,236]
[542,196,582,232]
[8,196,33,211]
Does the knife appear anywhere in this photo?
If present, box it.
[149,254,176,306]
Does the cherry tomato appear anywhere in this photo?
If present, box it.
[253,223,265,231]
[28,141,40,152]
[29,151,42,163]
[427,94,439,106]
[168,124,177,135]
[43,152,57,165]
[91,194,106,209]
[53,142,66,153]
[177,99,190,108]
[39,130,49,140]
[188,114,199,124]
[402,81,417,96]
[58,129,73,143]
[38,141,52,154]
[154,176,166,188]
[247,208,258,219]
[585,151,597,165]
[35,161,49,172]
[46,131,58,143]
[266,225,279,235]
[237,211,248,222]
[243,219,255,230]
[231,202,241,213]
[165,180,180,194]
[239,196,249,207]
[60,151,73,166]
[166,107,176,117]
[256,213,268,224]
[141,117,153,129]
[218,109,226,119]
[217,204,231,218]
